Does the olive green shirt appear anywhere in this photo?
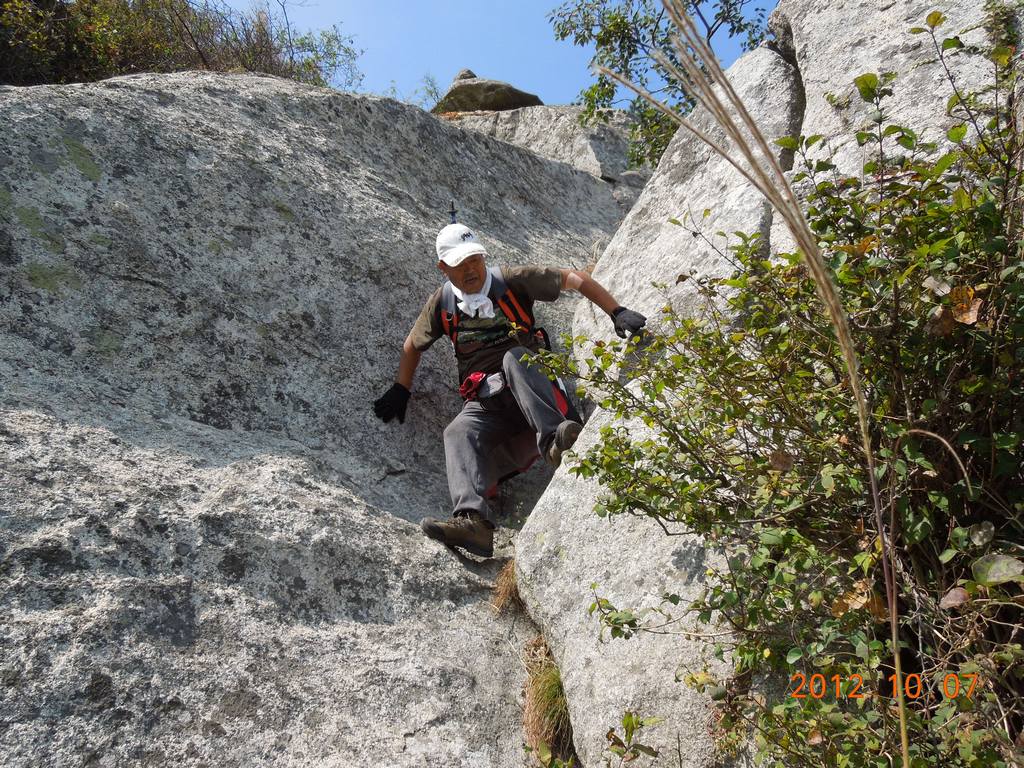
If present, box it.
[410,265,562,381]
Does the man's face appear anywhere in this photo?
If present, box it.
[439,253,486,293]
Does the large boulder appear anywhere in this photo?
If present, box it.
[0,70,623,767]
[771,0,993,175]
[432,71,543,114]
[516,45,801,766]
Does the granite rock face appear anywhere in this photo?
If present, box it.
[772,0,993,175]
[432,74,543,113]
[1,409,533,767]
[515,406,734,768]
[447,106,642,182]
[1,0,999,763]
[574,45,804,344]
[447,106,651,214]
[0,71,623,767]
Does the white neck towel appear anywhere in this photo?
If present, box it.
[450,269,495,318]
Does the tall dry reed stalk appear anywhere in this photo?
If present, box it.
[595,2,911,765]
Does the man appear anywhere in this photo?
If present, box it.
[373,223,646,558]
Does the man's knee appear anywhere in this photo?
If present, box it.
[443,417,470,446]
[444,415,489,456]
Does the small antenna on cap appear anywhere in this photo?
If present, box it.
[449,200,457,224]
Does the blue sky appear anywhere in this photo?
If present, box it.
[229,1,776,105]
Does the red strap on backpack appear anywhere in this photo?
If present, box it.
[440,310,459,344]
[503,290,532,326]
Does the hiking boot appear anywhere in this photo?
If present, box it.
[545,419,583,467]
[420,511,495,558]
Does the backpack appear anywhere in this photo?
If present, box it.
[437,266,551,352]
[436,266,579,422]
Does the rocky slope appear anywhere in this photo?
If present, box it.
[0,0,999,764]
[449,106,633,180]
[0,71,623,767]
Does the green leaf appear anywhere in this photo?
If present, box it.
[933,151,957,175]
[905,513,933,545]
[774,136,799,151]
[939,548,957,564]
[972,554,1024,586]
[991,45,1013,68]
[1000,264,1020,280]
[926,10,945,28]
[786,647,803,664]
[759,529,786,546]
[853,73,879,103]
[947,124,967,143]
[941,36,964,51]
[536,741,552,764]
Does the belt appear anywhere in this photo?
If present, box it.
[459,371,506,400]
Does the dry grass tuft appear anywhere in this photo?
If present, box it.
[491,558,523,614]
[523,636,575,765]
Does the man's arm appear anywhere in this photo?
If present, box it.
[374,332,422,424]
[560,268,620,316]
[396,334,423,390]
[559,268,647,338]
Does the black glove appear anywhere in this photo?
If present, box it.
[373,383,411,424]
[612,306,647,339]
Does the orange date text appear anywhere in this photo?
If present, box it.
[788,672,979,700]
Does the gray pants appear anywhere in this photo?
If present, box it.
[444,347,566,524]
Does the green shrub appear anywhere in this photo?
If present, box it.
[0,0,361,88]
[539,11,1023,767]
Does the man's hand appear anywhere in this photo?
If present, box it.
[373,383,411,424]
[612,306,647,339]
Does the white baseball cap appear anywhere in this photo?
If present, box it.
[436,223,488,267]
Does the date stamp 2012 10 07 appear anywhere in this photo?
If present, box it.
[789,672,979,700]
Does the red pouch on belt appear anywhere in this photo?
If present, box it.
[459,371,487,400]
